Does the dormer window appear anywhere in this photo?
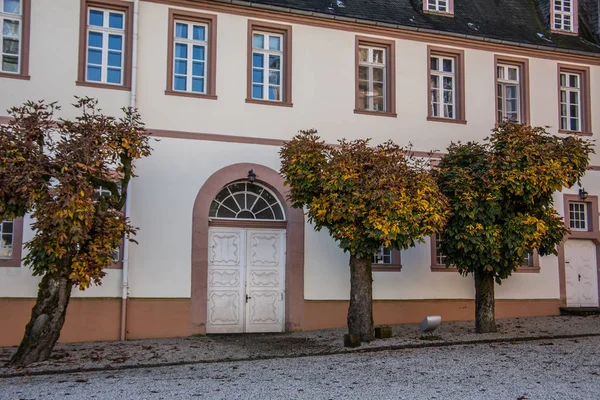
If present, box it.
[552,0,578,33]
[424,0,454,15]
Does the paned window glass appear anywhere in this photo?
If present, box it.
[430,55,456,119]
[358,45,386,112]
[521,252,533,267]
[210,182,285,221]
[0,219,14,259]
[560,72,581,131]
[372,245,392,264]
[427,0,448,12]
[86,7,125,85]
[554,0,574,31]
[173,20,207,93]
[251,31,283,101]
[0,0,22,73]
[435,233,446,265]
[569,202,587,231]
[497,64,521,122]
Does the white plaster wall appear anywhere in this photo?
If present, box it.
[126,137,282,298]
[0,0,597,161]
[1,0,598,302]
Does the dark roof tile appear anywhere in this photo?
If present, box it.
[229,0,600,54]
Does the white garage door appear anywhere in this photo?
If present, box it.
[565,240,599,307]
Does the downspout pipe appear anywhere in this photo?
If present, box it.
[120,0,139,342]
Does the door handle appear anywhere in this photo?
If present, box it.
[578,274,581,282]
[246,294,251,303]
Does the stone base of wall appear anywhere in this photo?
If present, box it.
[0,297,560,347]
[303,299,561,331]
[0,298,190,347]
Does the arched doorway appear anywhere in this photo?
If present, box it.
[207,182,286,333]
[191,163,304,335]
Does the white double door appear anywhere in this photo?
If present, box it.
[565,240,599,307]
[207,227,286,333]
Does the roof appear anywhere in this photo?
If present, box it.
[213,0,600,55]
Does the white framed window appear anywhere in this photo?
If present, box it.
[210,182,286,221]
[251,31,283,102]
[372,245,392,265]
[553,0,575,32]
[521,252,533,267]
[0,0,22,74]
[94,185,122,263]
[569,202,587,231]
[426,0,449,13]
[497,64,521,122]
[172,20,207,93]
[560,72,581,131]
[358,45,386,112]
[430,55,455,119]
[86,7,126,85]
[435,233,446,265]
[0,219,14,259]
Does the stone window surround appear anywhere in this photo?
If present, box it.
[427,46,466,124]
[246,19,293,107]
[76,0,134,91]
[354,35,397,118]
[0,217,23,268]
[165,8,218,100]
[0,0,30,80]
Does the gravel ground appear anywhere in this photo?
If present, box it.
[2,315,600,378]
[1,336,599,399]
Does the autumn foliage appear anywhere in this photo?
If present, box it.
[435,122,593,333]
[0,98,152,365]
[280,130,448,342]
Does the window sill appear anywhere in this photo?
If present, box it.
[423,10,454,18]
[427,116,467,125]
[558,129,592,136]
[106,261,124,270]
[0,72,30,80]
[550,29,578,37]
[372,264,402,272]
[165,90,218,100]
[514,267,541,273]
[354,109,397,118]
[246,98,293,108]
[76,80,131,92]
[0,259,21,267]
[430,264,457,272]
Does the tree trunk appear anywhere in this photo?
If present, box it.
[347,254,374,342]
[474,269,497,333]
[10,270,73,366]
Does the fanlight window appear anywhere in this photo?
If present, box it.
[209,182,285,221]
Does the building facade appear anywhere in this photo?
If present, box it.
[1,0,600,346]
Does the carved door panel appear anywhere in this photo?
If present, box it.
[245,230,286,333]
[565,240,598,307]
[207,228,245,333]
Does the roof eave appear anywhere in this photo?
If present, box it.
[209,0,600,58]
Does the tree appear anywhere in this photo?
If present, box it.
[435,122,593,333]
[280,130,448,342]
[0,98,152,366]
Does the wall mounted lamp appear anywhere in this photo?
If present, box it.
[247,169,257,183]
